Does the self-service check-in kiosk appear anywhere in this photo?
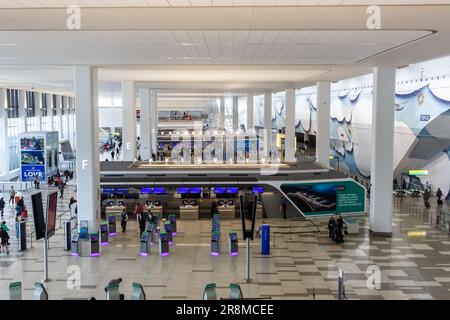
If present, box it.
[164,220,173,244]
[18,220,27,252]
[229,283,243,299]
[90,233,100,257]
[99,221,109,245]
[146,221,157,245]
[33,282,48,300]
[71,233,81,256]
[131,282,146,300]
[168,214,177,235]
[63,221,71,251]
[9,282,22,300]
[140,231,151,256]
[203,283,217,300]
[108,214,117,235]
[105,278,123,300]
[159,231,169,256]
[211,230,221,256]
[229,231,239,256]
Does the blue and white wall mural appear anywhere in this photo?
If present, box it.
[295,56,450,193]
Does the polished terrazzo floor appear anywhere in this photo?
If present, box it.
[0,185,449,300]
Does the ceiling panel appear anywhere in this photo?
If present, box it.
[1,0,450,7]
[0,29,432,65]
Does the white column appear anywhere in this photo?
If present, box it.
[139,88,151,160]
[150,90,158,156]
[34,92,42,131]
[370,67,396,236]
[219,96,225,129]
[316,82,331,167]
[48,94,54,131]
[246,94,254,133]
[65,97,70,140]
[285,88,296,162]
[263,91,272,159]
[72,98,76,148]
[18,90,27,133]
[232,96,239,131]
[121,81,137,161]
[0,89,9,178]
[75,66,100,231]
[58,96,63,139]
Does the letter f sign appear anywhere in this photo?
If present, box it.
[82,160,88,170]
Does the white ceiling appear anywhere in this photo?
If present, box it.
[0,30,431,65]
[1,0,449,7]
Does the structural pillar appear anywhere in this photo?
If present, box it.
[74,66,100,231]
[0,89,9,178]
[232,96,239,131]
[246,95,254,133]
[34,92,43,131]
[48,94,54,131]
[263,91,272,159]
[219,96,225,130]
[316,82,331,167]
[18,90,27,133]
[370,67,396,236]
[65,97,70,140]
[285,88,296,162]
[150,90,158,156]
[139,88,151,160]
[121,81,137,161]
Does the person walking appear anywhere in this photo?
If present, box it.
[138,212,147,236]
[436,188,444,206]
[0,221,10,254]
[69,197,77,218]
[0,197,5,218]
[110,150,115,161]
[9,186,16,207]
[58,182,65,199]
[120,210,128,232]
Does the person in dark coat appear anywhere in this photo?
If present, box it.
[328,217,335,238]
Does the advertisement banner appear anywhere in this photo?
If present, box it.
[21,165,46,181]
[280,180,366,217]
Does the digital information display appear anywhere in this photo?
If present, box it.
[46,191,58,238]
[280,180,366,217]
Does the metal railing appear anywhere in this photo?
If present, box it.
[0,181,33,192]
[288,217,321,240]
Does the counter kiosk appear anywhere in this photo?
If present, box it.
[34,282,48,300]
[229,231,239,256]
[159,231,170,256]
[211,231,221,256]
[146,221,157,245]
[164,220,173,244]
[99,221,109,245]
[71,233,81,256]
[168,213,177,235]
[9,282,22,300]
[140,231,151,256]
[108,214,117,235]
[79,220,89,239]
[131,282,146,300]
[89,233,100,257]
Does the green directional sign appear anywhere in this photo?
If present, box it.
[280,180,366,217]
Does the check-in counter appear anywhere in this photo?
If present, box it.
[217,205,235,219]
[344,217,359,235]
[145,205,163,216]
[105,205,126,218]
[256,204,263,219]
[180,205,199,220]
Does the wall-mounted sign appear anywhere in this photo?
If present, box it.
[420,114,430,121]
